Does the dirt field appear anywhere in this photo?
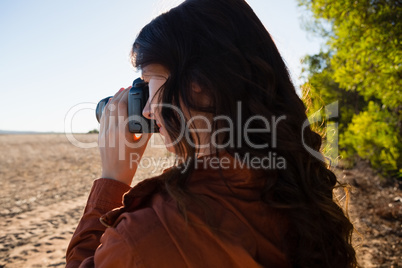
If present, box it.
[0,134,400,267]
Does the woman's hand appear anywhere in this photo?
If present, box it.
[98,87,152,186]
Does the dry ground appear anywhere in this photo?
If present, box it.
[0,134,400,267]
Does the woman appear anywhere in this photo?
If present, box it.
[66,0,357,267]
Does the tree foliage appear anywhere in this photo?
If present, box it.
[87,129,99,134]
[299,0,402,178]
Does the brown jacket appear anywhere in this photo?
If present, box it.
[66,154,291,267]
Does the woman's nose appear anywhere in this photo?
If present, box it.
[142,101,152,120]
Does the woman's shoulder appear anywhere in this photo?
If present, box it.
[111,203,188,267]
[99,171,290,267]
[111,199,269,268]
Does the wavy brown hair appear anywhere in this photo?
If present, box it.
[131,0,357,267]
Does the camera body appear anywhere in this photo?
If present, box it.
[95,78,159,133]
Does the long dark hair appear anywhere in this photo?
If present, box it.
[131,0,357,267]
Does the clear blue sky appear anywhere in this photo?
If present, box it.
[0,0,322,133]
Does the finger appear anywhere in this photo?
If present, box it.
[108,101,118,143]
[112,90,130,140]
[99,97,112,147]
[117,89,130,117]
[99,86,131,148]
[113,86,132,101]
[105,86,130,121]
[107,86,131,119]
[100,97,112,134]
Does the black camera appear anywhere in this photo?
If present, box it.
[95,78,159,133]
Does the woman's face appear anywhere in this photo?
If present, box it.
[141,63,214,156]
[141,64,175,152]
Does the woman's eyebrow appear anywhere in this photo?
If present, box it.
[141,73,168,80]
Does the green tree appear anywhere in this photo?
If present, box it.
[299,0,402,178]
[301,51,363,134]
[88,129,99,134]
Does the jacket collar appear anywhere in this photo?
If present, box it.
[100,151,265,227]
